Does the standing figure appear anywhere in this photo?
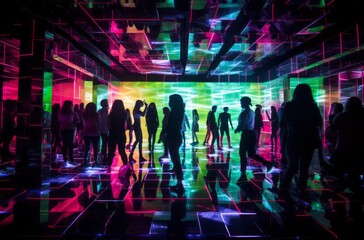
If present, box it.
[181,104,190,149]
[125,108,133,149]
[202,111,211,146]
[98,99,109,164]
[129,100,148,163]
[218,107,234,148]
[279,84,323,198]
[234,97,273,183]
[0,99,17,169]
[146,102,159,152]
[253,105,264,150]
[325,102,344,157]
[166,94,185,193]
[82,102,100,168]
[74,103,84,149]
[51,103,62,155]
[207,105,221,150]
[191,109,199,145]
[266,106,279,153]
[158,106,170,158]
[58,100,79,165]
[107,100,128,171]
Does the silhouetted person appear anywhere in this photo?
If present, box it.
[98,99,109,164]
[235,97,273,184]
[181,103,190,149]
[218,106,234,148]
[266,106,279,153]
[207,105,221,150]
[74,103,84,149]
[107,100,128,171]
[58,100,79,165]
[146,102,159,152]
[82,102,100,168]
[166,94,185,193]
[253,105,264,150]
[129,100,148,163]
[191,109,199,145]
[125,108,133,149]
[325,102,344,157]
[158,106,170,158]
[202,110,211,146]
[51,103,62,155]
[279,84,323,199]
[331,97,364,200]
[0,99,17,169]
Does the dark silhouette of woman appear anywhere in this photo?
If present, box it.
[0,99,17,169]
[129,100,148,163]
[158,106,170,158]
[51,103,62,155]
[166,94,185,193]
[125,108,133,149]
[58,100,79,166]
[146,102,159,152]
[331,97,364,196]
[279,84,323,198]
[253,105,264,150]
[191,109,199,145]
[266,106,279,153]
[107,100,128,171]
[82,102,100,168]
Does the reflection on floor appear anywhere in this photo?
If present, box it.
[0,142,363,239]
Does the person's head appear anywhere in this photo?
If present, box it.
[223,107,228,112]
[292,83,314,104]
[255,107,261,114]
[134,100,144,109]
[344,96,363,113]
[271,106,277,113]
[111,99,125,113]
[61,100,73,113]
[85,102,97,113]
[100,99,108,108]
[240,96,252,109]
[192,109,197,116]
[80,102,84,110]
[169,94,184,112]
[329,102,344,116]
[163,106,170,115]
[212,105,217,112]
[148,102,156,110]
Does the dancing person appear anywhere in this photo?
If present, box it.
[235,97,273,184]
[191,109,199,145]
[207,105,221,150]
[82,102,100,168]
[166,94,185,193]
[218,107,234,148]
[51,103,62,155]
[125,108,133,149]
[98,99,109,164]
[158,106,170,158]
[146,102,159,152]
[253,105,264,150]
[279,84,323,199]
[107,100,128,171]
[58,100,79,166]
[181,103,190,149]
[129,99,148,163]
[266,106,279,153]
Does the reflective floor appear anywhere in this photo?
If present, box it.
[0,142,363,239]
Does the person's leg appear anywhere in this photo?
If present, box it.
[91,136,100,166]
[298,148,314,197]
[83,136,91,167]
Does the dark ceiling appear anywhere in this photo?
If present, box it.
[1,0,363,82]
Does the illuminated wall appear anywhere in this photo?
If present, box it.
[110,81,265,145]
